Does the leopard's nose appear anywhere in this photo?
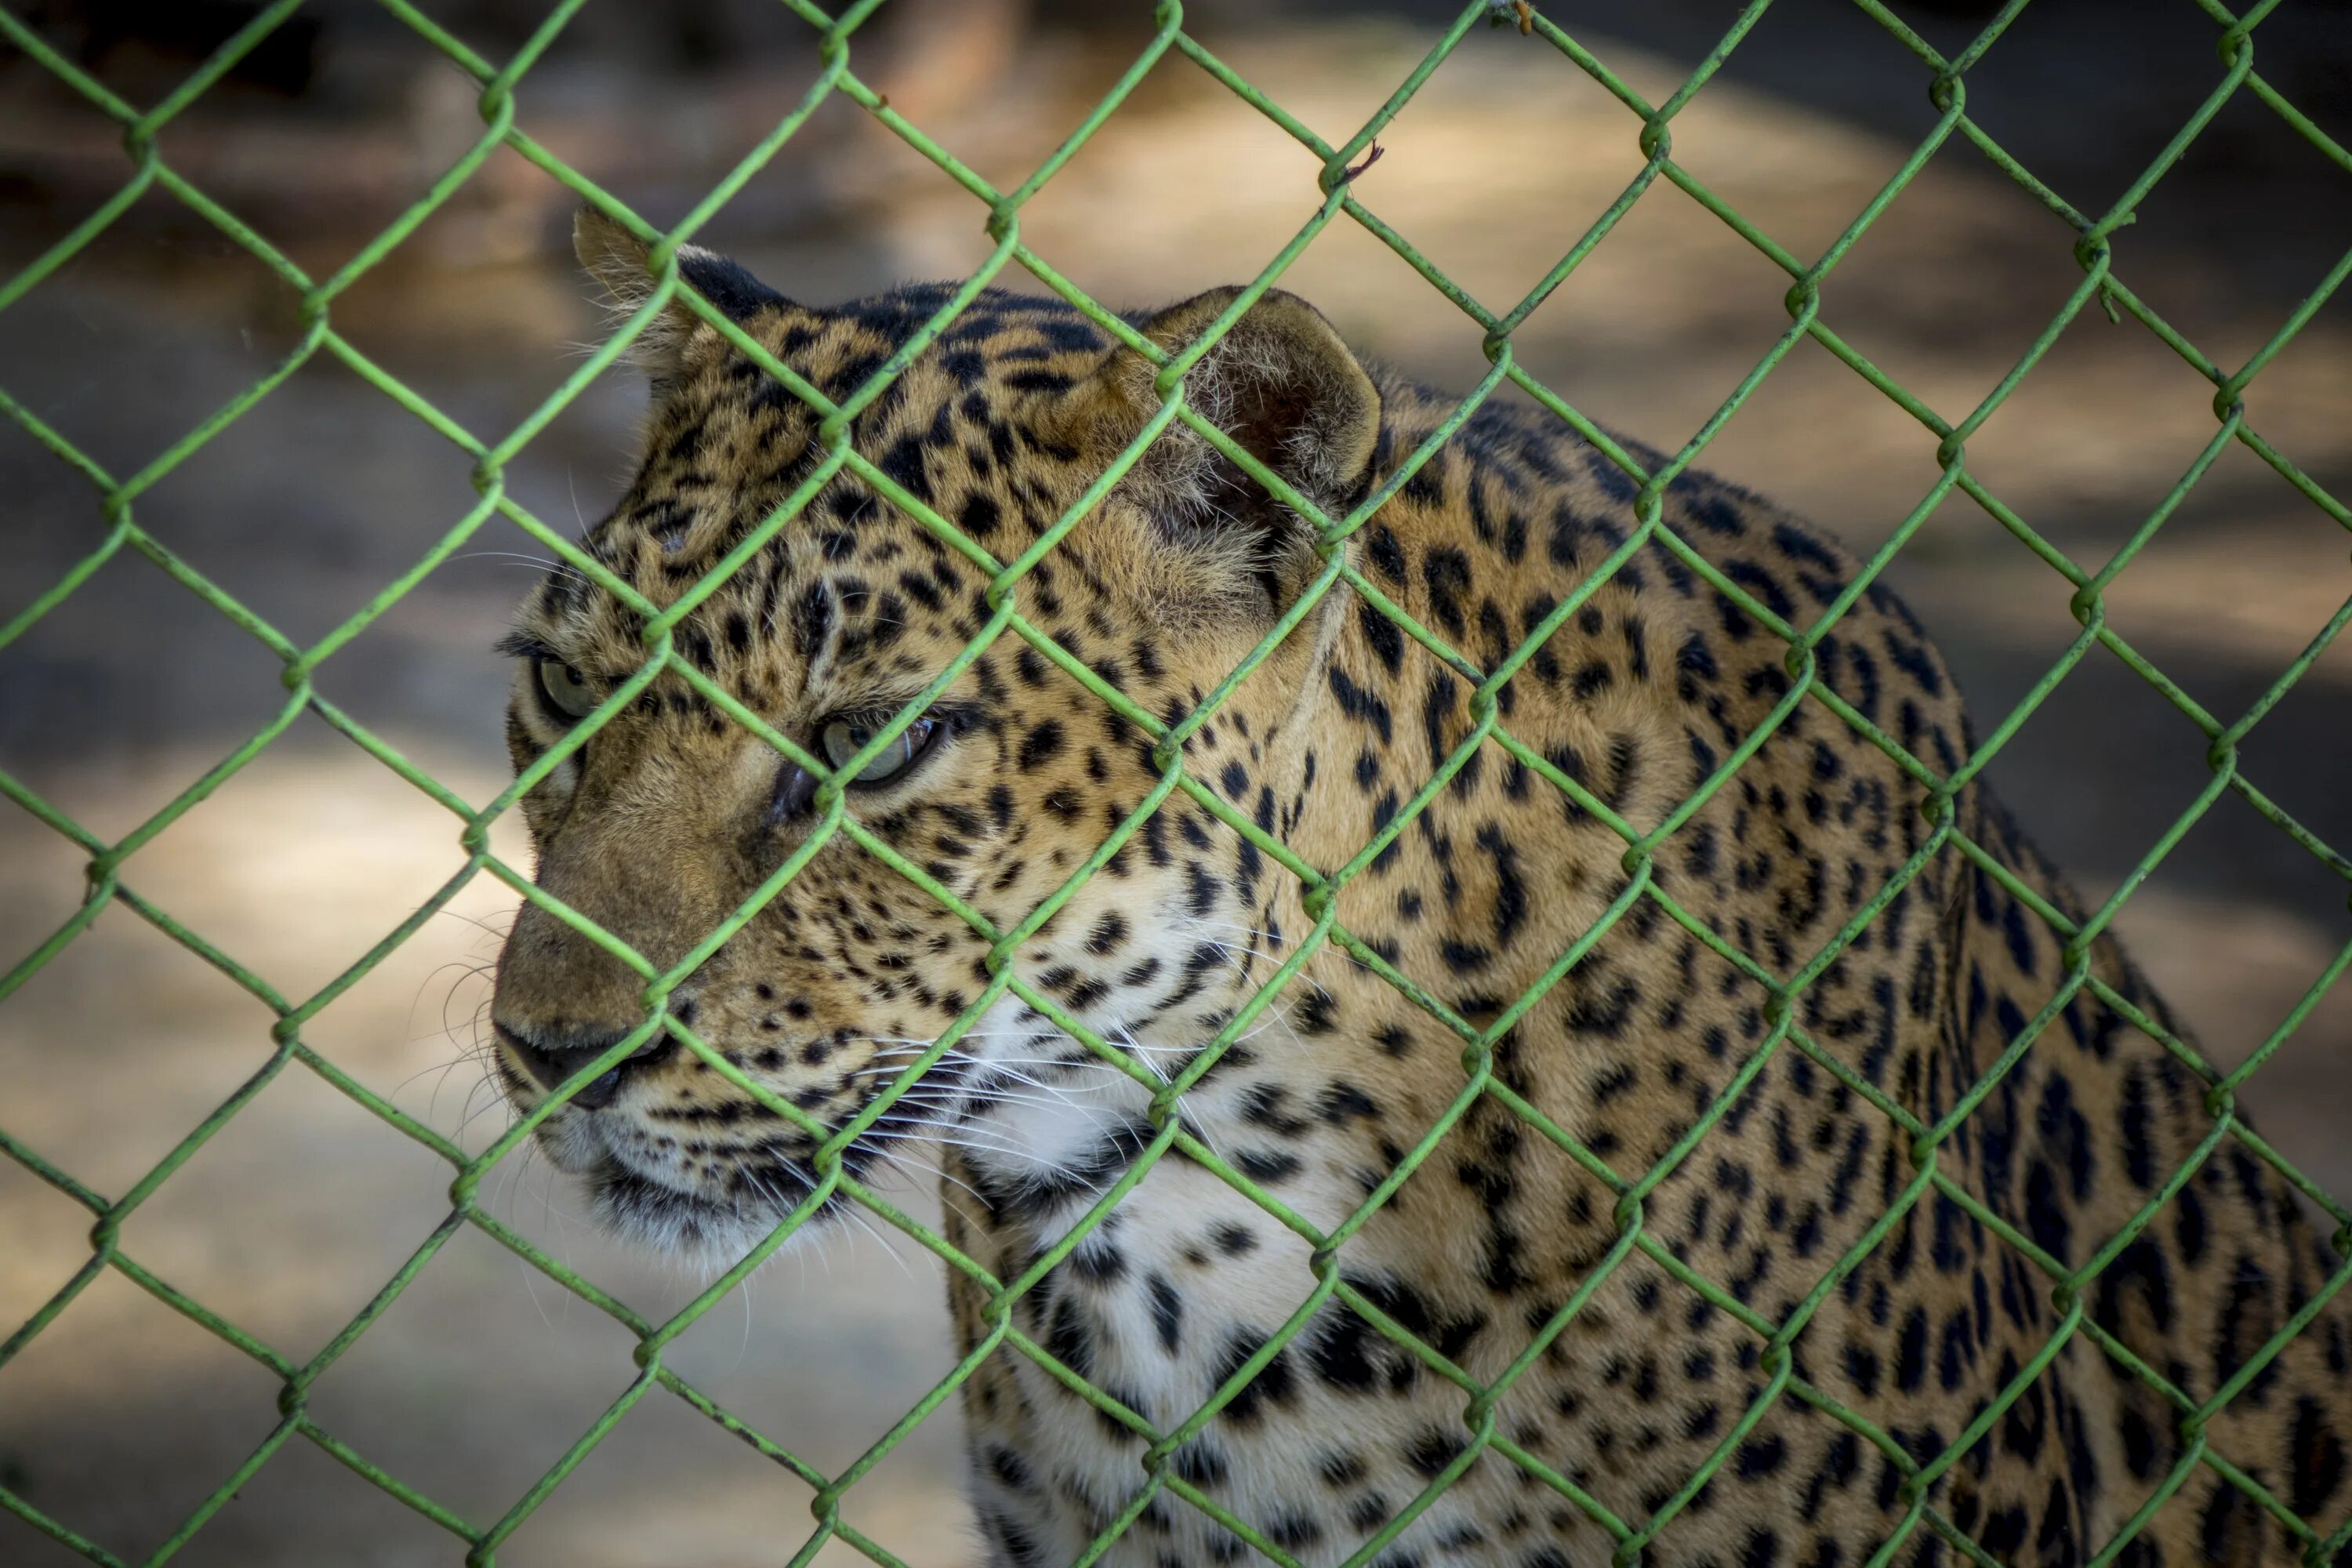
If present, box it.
[496,1023,666,1110]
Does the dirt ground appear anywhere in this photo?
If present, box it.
[2,3,2348,1565]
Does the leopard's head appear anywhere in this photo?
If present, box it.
[486,211,1384,1256]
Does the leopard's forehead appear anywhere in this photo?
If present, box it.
[516,285,1124,706]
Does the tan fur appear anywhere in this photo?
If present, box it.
[488,223,2352,1568]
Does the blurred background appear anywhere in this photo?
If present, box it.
[2,1,2349,1563]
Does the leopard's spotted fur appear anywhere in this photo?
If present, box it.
[487,211,2352,1568]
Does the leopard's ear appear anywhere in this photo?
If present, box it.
[573,207,787,392]
[1098,287,1383,584]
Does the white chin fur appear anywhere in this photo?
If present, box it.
[529,1107,610,1175]
[528,1112,831,1271]
[528,996,1181,1270]
[586,1171,809,1272]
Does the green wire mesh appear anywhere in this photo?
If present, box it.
[3,0,2350,1564]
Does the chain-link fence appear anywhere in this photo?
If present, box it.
[4,0,2350,1564]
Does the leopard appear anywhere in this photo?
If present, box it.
[485,208,2352,1568]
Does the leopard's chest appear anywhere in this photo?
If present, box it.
[944,1066,1514,1567]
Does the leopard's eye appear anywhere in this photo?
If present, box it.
[820,715,941,786]
[535,657,599,720]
